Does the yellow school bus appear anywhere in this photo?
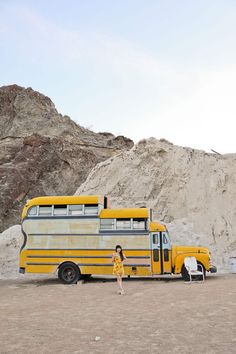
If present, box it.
[19,195,217,283]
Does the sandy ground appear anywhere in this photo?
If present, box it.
[0,274,235,354]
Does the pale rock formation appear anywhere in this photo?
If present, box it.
[0,225,23,279]
[76,138,236,272]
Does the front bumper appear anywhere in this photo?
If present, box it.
[209,265,217,273]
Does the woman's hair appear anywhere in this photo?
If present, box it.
[115,245,124,261]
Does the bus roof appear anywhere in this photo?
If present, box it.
[100,208,149,219]
[150,221,166,232]
[25,195,102,207]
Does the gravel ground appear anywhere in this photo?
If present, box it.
[0,274,235,354]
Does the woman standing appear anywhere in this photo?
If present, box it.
[112,245,127,295]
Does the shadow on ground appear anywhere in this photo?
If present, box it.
[1,273,220,287]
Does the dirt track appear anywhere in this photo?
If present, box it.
[0,274,235,354]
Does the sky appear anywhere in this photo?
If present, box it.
[1,0,236,153]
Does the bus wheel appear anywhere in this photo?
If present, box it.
[58,262,81,284]
[196,262,206,280]
[181,265,190,281]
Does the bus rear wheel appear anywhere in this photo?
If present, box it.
[58,262,81,284]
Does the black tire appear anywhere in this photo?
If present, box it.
[181,264,190,281]
[181,262,206,281]
[58,262,81,284]
[196,262,206,281]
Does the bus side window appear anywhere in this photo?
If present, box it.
[116,218,131,230]
[38,205,52,216]
[68,205,84,216]
[28,206,37,216]
[100,219,115,230]
[133,218,146,229]
[84,204,98,215]
[54,205,67,216]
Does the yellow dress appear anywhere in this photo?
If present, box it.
[113,254,124,276]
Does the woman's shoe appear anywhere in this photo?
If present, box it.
[121,289,125,295]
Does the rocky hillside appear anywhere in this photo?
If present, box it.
[0,85,133,231]
[76,138,236,272]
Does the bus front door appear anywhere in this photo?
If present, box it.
[161,231,172,274]
[151,232,162,274]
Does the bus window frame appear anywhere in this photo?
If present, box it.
[100,217,148,231]
[53,204,68,216]
[133,218,147,230]
[38,205,53,216]
[68,204,84,216]
[84,204,99,216]
[116,218,132,230]
[100,218,116,230]
[27,203,100,218]
[27,205,38,217]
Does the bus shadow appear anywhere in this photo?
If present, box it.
[84,273,220,284]
[84,275,183,284]
[18,276,183,286]
[13,277,60,287]
[15,273,220,287]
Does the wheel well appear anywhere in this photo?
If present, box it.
[181,256,206,271]
[57,261,80,272]
[181,260,206,271]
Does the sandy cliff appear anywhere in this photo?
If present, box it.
[76,138,236,272]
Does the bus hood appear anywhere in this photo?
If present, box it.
[172,245,210,255]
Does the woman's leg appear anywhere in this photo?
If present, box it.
[120,276,124,294]
[117,275,123,292]
[117,275,122,292]
[118,275,124,294]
